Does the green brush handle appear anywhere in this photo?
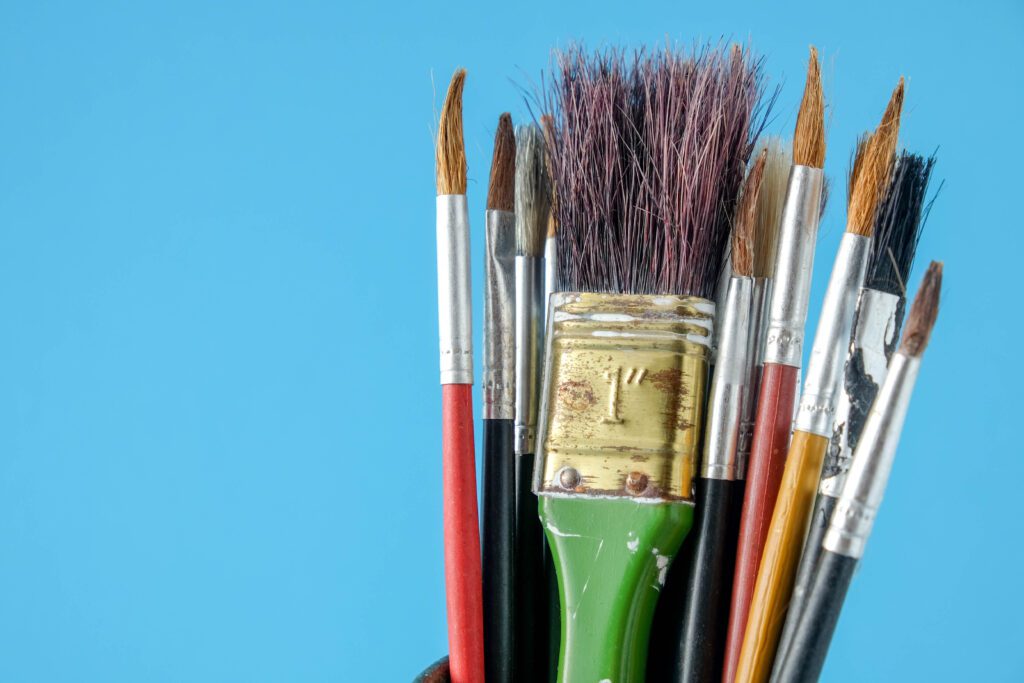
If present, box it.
[540,496,693,683]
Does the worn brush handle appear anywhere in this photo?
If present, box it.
[724,362,799,683]
[541,496,692,683]
[515,453,548,681]
[482,419,515,683]
[671,477,744,682]
[441,384,484,683]
[771,493,837,680]
[772,550,857,683]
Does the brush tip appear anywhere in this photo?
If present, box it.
[752,137,791,278]
[732,149,766,277]
[793,46,826,168]
[487,113,516,212]
[847,78,906,236]
[436,68,467,196]
[515,123,551,257]
[900,261,942,356]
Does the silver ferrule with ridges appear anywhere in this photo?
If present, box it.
[515,255,544,454]
[483,210,516,419]
[436,195,473,384]
[823,353,919,559]
[763,165,824,367]
[703,276,754,480]
[544,235,557,333]
[737,276,772,477]
[821,289,903,497]
[795,233,872,436]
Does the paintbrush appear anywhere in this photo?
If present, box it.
[664,150,767,683]
[539,43,765,683]
[736,77,905,683]
[724,47,826,683]
[512,122,553,682]
[481,112,517,683]
[434,68,485,683]
[771,150,936,678]
[540,114,559,326]
[773,262,943,682]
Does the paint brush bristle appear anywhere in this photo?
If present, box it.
[866,152,937,296]
[540,114,559,239]
[793,47,826,168]
[847,133,872,209]
[515,124,551,257]
[900,261,942,357]
[752,137,791,278]
[487,113,516,212]
[847,79,905,236]
[733,149,767,277]
[436,69,467,196]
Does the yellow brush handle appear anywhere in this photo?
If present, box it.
[735,429,829,683]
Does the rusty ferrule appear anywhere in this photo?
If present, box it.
[821,289,903,497]
[703,276,754,480]
[763,165,824,367]
[515,255,544,454]
[483,209,516,419]
[737,276,772,476]
[823,352,920,559]
[436,194,473,385]
[795,233,872,437]
[533,292,713,503]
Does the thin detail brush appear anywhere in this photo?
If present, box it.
[482,112,517,683]
[434,69,485,683]
[724,47,825,683]
[541,114,559,321]
[512,122,552,683]
[737,77,905,683]
[772,150,936,677]
[774,262,942,683]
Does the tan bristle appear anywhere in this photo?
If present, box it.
[515,124,551,257]
[900,261,942,357]
[793,47,826,168]
[732,149,766,277]
[435,69,467,195]
[846,78,905,235]
[487,113,515,211]
[547,212,557,238]
[847,133,872,209]
[540,114,558,238]
[753,137,791,277]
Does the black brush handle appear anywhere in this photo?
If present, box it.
[771,492,837,680]
[482,419,515,683]
[671,476,744,682]
[514,452,548,681]
[773,549,857,683]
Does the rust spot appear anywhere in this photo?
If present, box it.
[648,368,683,395]
[625,471,650,495]
[557,380,597,411]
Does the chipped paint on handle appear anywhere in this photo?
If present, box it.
[541,495,692,683]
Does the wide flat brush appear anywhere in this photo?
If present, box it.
[736,78,905,683]
[664,151,767,683]
[434,68,484,683]
[481,112,517,683]
[773,262,943,683]
[539,44,765,683]
[771,149,936,678]
[724,48,825,683]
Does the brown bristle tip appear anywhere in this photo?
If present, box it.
[547,213,557,238]
[487,113,515,211]
[435,69,467,196]
[847,80,905,236]
[793,46,826,168]
[732,150,766,277]
[900,261,942,357]
[847,133,872,208]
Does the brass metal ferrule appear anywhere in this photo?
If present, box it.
[533,292,713,503]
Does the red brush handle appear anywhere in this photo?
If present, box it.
[722,362,799,683]
[442,383,485,683]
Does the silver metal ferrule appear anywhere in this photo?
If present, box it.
[823,353,920,559]
[763,165,824,367]
[483,209,516,419]
[821,289,903,497]
[515,255,544,454]
[710,252,732,361]
[544,235,557,333]
[736,276,772,477]
[794,232,872,436]
[436,194,473,384]
[702,276,753,480]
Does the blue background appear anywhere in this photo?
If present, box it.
[1,1,1020,680]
